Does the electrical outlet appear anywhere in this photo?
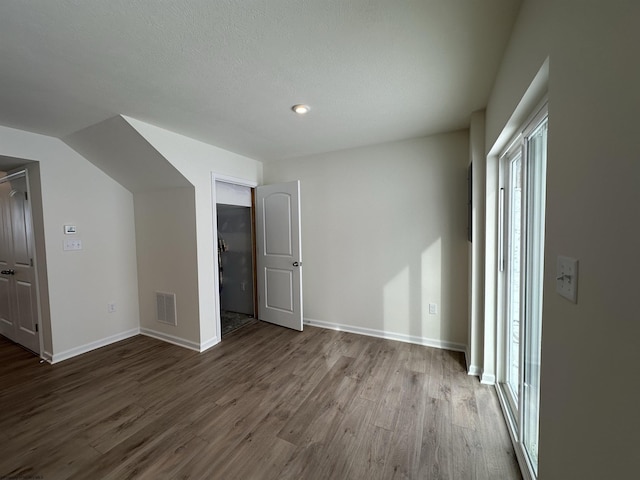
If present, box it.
[428,303,437,315]
[107,302,116,313]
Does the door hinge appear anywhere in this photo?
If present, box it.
[25,191,28,201]
[35,323,38,333]
[30,258,34,267]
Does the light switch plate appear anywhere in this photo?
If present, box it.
[63,238,83,251]
[556,255,578,303]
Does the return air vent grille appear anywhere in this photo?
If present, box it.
[156,292,177,326]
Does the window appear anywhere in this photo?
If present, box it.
[497,103,547,479]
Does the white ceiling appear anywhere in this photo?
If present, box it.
[0,0,521,162]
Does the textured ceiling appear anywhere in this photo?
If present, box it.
[0,0,521,162]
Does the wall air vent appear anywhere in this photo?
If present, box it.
[156,292,177,326]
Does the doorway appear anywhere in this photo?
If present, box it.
[213,177,304,340]
[215,180,257,337]
[217,202,256,336]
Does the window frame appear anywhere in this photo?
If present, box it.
[496,100,548,480]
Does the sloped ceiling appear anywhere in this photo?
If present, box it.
[0,1,521,162]
[63,116,191,193]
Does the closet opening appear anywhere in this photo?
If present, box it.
[215,181,257,338]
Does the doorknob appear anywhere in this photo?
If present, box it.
[293,261,302,267]
[1,269,15,275]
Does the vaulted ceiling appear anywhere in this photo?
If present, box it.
[0,1,521,162]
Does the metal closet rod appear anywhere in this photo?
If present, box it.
[0,169,26,183]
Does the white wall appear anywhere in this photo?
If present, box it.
[123,117,262,348]
[264,132,469,349]
[134,187,200,347]
[485,1,640,478]
[0,125,140,361]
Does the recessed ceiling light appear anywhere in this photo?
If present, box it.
[292,104,310,115]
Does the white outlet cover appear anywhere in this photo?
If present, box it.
[428,303,437,315]
[556,255,578,303]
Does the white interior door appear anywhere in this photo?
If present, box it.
[0,180,15,342]
[256,181,303,331]
[0,172,40,354]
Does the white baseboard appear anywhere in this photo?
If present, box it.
[481,372,496,385]
[50,328,140,364]
[140,328,200,352]
[303,318,467,352]
[468,365,482,376]
[199,336,219,352]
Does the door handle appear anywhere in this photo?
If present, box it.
[292,261,302,267]
[1,269,15,275]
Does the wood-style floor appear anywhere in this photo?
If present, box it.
[0,322,521,479]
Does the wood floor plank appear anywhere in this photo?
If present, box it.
[420,396,454,479]
[0,325,522,479]
[346,423,395,480]
[208,376,303,480]
[277,356,357,446]
[406,342,430,374]
[381,370,427,479]
[427,347,452,401]
[372,344,409,431]
[3,436,101,480]
[475,385,522,479]
[219,436,297,480]
[359,340,399,402]
[451,369,481,431]
[319,396,376,478]
[133,434,210,479]
[451,424,490,480]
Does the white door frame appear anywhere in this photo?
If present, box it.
[0,168,44,358]
[211,173,258,342]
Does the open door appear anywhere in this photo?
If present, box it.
[255,181,303,331]
[0,171,40,354]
